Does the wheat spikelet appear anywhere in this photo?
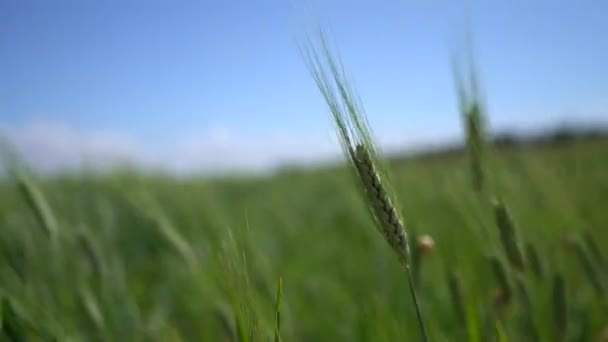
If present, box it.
[352,144,409,264]
[493,200,525,272]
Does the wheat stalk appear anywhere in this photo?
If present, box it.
[300,29,427,341]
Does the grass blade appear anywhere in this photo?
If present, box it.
[274,275,283,342]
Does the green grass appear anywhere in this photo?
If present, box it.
[0,137,607,341]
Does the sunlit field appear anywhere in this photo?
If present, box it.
[1,131,607,340]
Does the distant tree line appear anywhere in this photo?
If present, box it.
[389,124,608,163]
[492,124,608,147]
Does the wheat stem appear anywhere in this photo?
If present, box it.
[274,275,283,342]
[552,273,567,341]
[407,265,429,342]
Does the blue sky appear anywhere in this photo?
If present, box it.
[1,0,607,172]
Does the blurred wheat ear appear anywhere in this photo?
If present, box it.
[300,29,427,342]
[451,50,489,194]
[16,174,59,242]
[493,200,525,272]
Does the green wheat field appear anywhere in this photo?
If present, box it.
[1,37,607,342]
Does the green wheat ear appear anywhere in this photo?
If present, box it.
[352,144,410,263]
[300,30,410,267]
[493,200,525,272]
[300,29,427,341]
[16,174,59,241]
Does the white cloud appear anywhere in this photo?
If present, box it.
[0,119,347,175]
[0,115,471,175]
[168,125,343,173]
[0,120,149,172]
[7,106,600,175]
